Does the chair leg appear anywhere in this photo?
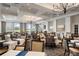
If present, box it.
[64,49,70,56]
[68,50,70,56]
[64,49,66,56]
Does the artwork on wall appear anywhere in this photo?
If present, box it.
[56,18,65,32]
[57,24,65,32]
[57,25,64,28]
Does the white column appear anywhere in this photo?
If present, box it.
[65,16,71,33]
[0,21,1,33]
[46,21,48,32]
[53,19,56,32]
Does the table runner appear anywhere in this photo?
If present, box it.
[16,50,28,56]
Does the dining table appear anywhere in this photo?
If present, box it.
[3,41,17,50]
[2,50,46,56]
[69,47,79,56]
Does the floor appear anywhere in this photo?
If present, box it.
[0,46,65,56]
[45,46,64,56]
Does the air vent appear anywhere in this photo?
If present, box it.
[2,3,11,8]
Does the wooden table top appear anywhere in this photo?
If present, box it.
[69,47,79,53]
[0,48,8,55]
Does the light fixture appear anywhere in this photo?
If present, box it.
[36,3,79,14]
[21,15,42,22]
[52,3,79,14]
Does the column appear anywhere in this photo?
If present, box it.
[1,21,6,33]
[65,16,71,33]
[53,19,56,32]
[20,23,23,33]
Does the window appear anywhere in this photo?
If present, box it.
[6,22,14,32]
[14,23,20,32]
[74,25,78,34]
[26,23,31,34]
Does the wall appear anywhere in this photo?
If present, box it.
[47,16,71,34]
[56,18,65,32]
[48,19,56,32]
[71,14,79,33]
[48,21,53,32]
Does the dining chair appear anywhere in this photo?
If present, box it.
[31,40,44,52]
[46,35,56,48]
[63,38,73,56]
[21,36,26,39]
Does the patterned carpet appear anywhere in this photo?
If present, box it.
[0,46,65,56]
[45,46,64,56]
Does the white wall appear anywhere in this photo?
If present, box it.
[56,18,65,32]
[47,16,71,34]
[48,21,53,32]
[71,14,79,33]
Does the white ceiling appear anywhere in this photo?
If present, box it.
[0,3,79,22]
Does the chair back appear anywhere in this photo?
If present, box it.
[5,34,12,41]
[31,41,44,52]
[21,36,26,39]
[46,36,54,44]
[66,32,71,38]
[63,39,69,50]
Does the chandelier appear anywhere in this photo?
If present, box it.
[52,3,79,14]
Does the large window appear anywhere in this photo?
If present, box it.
[14,23,20,32]
[6,22,36,33]
[26,23,32,34]
[6,22,14,32]
[26,23,36,34]
[6,22,20,32]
